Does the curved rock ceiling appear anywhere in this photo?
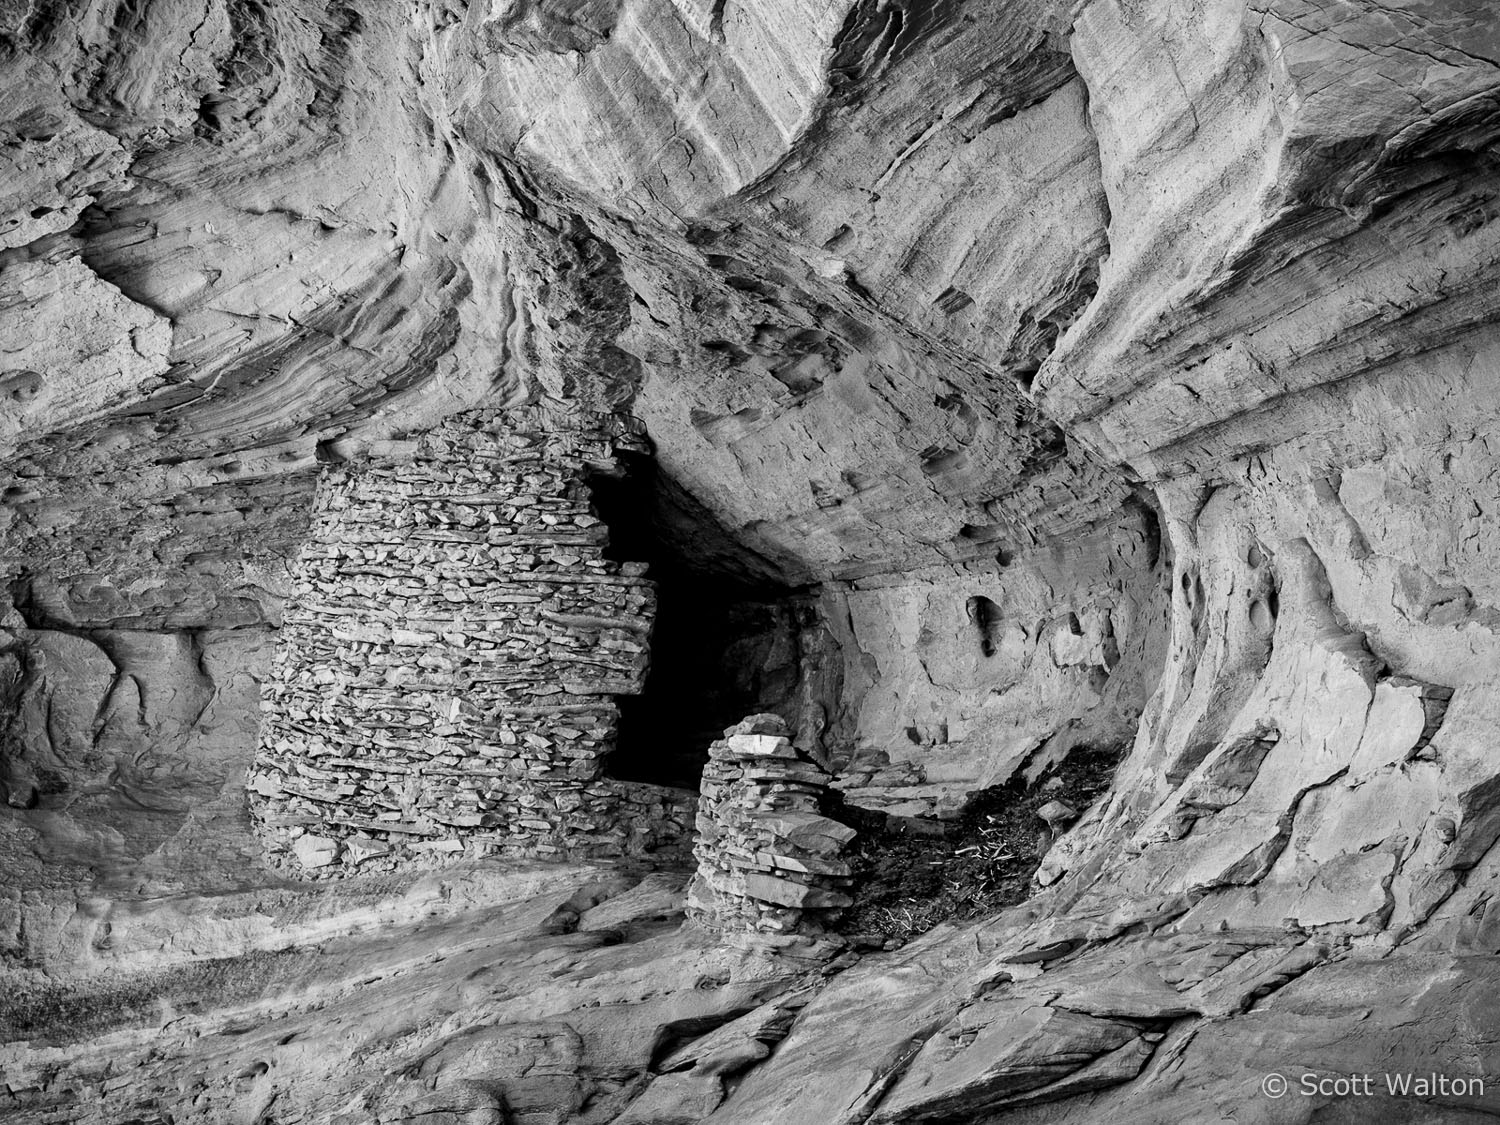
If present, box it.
[4,0,1500,1121]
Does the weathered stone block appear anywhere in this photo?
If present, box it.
[292,834,340,868]
[724,734,799,759]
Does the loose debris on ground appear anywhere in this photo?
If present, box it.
[834,745,1126,947]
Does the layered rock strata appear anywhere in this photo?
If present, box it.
[247,405,694,875]
[688,714,856,934]
[6,1,1500,1120]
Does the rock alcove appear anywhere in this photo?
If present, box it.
[5,1,1500,1122]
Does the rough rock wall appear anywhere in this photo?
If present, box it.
[1,0,1147,844]
[695,2,1500,1121]
[821,500,1167,818]
[0,861,832,1125]
[713,431,1500,1125]
[0,0,644,664]
[2,0,1133,598]
[250,405,694,875]
[0,623,271,973]
[4,0,1500,1120]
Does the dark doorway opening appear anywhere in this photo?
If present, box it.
[586,454,815,791]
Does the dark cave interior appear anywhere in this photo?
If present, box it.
[586,453,814,791]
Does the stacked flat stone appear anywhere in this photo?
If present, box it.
[687,714,856,934]
[247,404,695,876]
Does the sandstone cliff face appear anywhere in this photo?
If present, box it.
[4,0,1500,1121]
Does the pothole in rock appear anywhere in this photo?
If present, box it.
[833,744,1127,948]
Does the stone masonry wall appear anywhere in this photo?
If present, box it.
[687,714,856,935]
[248,405,695,876]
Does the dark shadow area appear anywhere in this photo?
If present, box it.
[966,595,1003,658]
[586,454,816,791]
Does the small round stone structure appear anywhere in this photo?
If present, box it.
[687,713,857,934]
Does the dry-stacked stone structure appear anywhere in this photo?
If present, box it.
[687,714,857,934]
[248,405,695,876]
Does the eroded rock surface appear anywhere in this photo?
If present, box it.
[4,0,1500,1122]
